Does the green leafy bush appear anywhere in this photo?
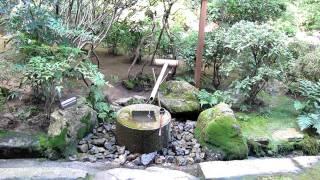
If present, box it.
[177,31,198,71]
[208,0,286,24]
[291,47,320,82]
[4,2,109,120]
[178,28,228,89]
[105,22,142,55]
[204,28,228,88]
[294,80,320,133]
[224,21,290,105]
[87,85,115,122]
[196,89,232,109]
[301,0,320,30]
[24,55,71,118]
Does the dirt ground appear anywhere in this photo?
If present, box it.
[0,48,176,132]
[95,48,177,101]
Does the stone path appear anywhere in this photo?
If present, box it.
[0,156,319,179]
[199,156,320,179]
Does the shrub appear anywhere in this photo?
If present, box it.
[291,47,320,82]
[177,31,198,71]
[224,21,290,105]
[105,21,142,55]
[5,2,109,120]
[204,28,228,88]
[208,0,286,24]
[301,0,320,30]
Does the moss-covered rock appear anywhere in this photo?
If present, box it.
[46,97,97,158]
[0,130,43,158]
[297,136,320,155]
[195,103,248,160]
[159,81,200,116]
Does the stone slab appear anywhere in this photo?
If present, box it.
[94,167,198,180]
[0,167,88,179]
[199,158,301,179]
[292,156,320,168]
[272,128,304,141]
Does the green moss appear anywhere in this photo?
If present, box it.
[77,113,93,139]
[277,141,296,155]
[160,81,199,101]
[122,79,135,90]
[196,107,248,160]
[38,128,77,158]
[166,100,200,113]
[38,113,94,158]
[247,139,267,157]
[205,116,248,160]
[127,98,145,105]
[236,93,310,156]
[0,130,8,138]
[297,136,319,155]
[39,128,68,151]
[295,163,320,180]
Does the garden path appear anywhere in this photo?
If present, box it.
[0,156,319,179]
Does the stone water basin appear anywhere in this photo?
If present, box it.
[116,104,171,153]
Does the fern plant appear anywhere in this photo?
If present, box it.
[196,89,232,109]
[294,80,320,133]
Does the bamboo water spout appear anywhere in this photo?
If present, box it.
[148,59,179,102]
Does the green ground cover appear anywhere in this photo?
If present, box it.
[237,92,300,144]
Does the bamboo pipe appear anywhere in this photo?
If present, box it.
[153,59,179,67]
[149,62,169,102]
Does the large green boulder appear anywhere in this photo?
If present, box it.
[159,81,200,116]
[195,103,248,160]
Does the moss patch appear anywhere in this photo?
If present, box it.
[39,128,76,158]
[297,136,320,155]
[0,130,10,138]
[39,128,68,152]
[238,93,299,145]
[205,116,248,160]
[77,113,94,139]
[237,93,320,156]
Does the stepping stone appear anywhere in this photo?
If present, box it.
[199,158,300,179]
[0,167,88,179]
[94,167,198,180]
[292,156,320,168]
[272,128,304,141]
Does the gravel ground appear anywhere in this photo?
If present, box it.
[75,119,222,167]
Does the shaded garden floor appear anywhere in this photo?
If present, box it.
[238,92,301,146]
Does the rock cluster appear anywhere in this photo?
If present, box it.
[76,119,212,166]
